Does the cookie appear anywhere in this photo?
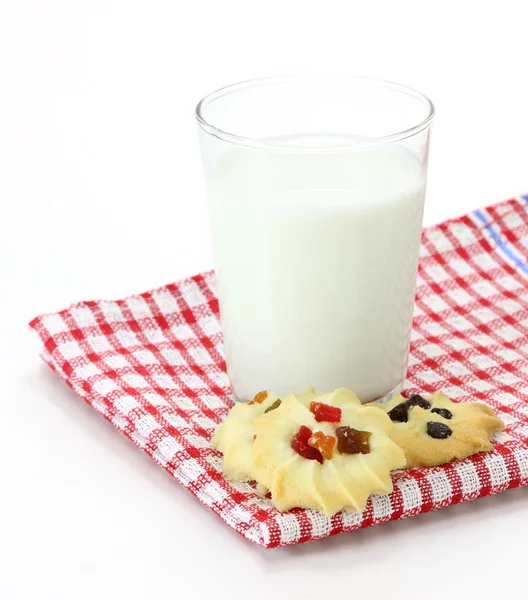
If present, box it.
[251,388,405,515]
[374,391,505,468]
[211,390,280,481]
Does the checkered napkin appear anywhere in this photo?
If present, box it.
[30,195,528,548]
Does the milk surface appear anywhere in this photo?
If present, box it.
[208,135,425,402]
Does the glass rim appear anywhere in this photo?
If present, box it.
[195,74,435,152]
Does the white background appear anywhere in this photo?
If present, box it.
[1,1,527,598]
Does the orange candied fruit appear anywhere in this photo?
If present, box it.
[308,431,336,460]
[249,391,268,405]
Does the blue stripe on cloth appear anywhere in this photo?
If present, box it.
[474,209,528,274]
[522,194,528,202]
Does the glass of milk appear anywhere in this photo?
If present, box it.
[196,75,434,403]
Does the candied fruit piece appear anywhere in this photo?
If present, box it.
[431,407,453,420]
[426,421,452,439]
[335,426,371,455]
[308,431,336,460]
[297,425,312,444]
[249,391,268,405]
[309,401,342,423]
[264,399,282,413]
[291,426,323,463]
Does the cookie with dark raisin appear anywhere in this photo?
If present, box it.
[374,391,504,467]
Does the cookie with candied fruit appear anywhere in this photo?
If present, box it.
[211,390,280,481]
[251,389,405,515]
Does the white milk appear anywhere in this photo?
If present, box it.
[207,136,425,402]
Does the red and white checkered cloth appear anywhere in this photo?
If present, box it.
[30,195,528,548]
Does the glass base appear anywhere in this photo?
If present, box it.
[365,381,403,405]
[234,381,404,405]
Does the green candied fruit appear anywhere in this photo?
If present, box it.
[264,399,282,414]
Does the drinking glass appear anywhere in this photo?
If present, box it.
[196,75,434,403]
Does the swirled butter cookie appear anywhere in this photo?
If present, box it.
[211,390,280,481]
[211,388,319,481]
[251,388,405,515]
[375,391,504,468]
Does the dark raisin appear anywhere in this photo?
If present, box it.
[431,407,453,420]
[388,402,410,423]
[264,399,282,413]
[407,394,431,410]
[389,395,432,423]
[426,421,452,439]
[335,426,371,454]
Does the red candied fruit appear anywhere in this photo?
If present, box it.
[249,391,268,405]
[291,425,324,464]
[308,431,336,460]
[310,401,342,423]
